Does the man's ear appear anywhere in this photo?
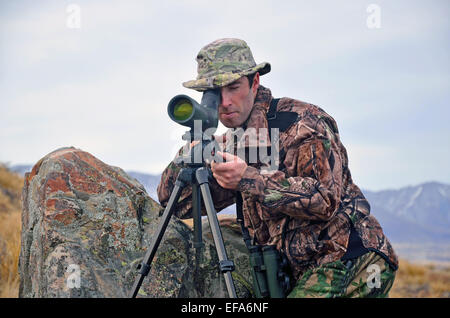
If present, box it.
[252,72,260,95]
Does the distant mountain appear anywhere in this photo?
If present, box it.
[10,164,32,176]
[127,171,161,202]
[362,182,450,244]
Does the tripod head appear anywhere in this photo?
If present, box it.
[175,128,222,168]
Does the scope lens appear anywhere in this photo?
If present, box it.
[173,100,193,121]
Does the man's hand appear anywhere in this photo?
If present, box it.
[210,151,247,190]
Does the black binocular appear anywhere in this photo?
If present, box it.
[248,245,291,298]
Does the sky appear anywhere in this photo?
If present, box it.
[0,0,449,191]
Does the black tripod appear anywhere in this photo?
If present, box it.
[129,134,237,298]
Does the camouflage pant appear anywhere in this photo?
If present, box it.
[287,251,396,298]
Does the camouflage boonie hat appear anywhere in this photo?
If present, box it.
[183,38,271,91]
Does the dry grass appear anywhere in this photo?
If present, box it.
[390,258,450,298]
[0,164,22,214]
[0,165,23,192]
[0,164,23,298]
[0,209,21,297]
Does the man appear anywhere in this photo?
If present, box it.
[157,38,398,298]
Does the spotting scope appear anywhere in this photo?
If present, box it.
[167,89,220,132]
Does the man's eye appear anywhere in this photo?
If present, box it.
[229,85,239,90]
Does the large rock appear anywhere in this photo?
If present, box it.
[19,147,252,298]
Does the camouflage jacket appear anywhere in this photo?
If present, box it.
[157,85,398,280]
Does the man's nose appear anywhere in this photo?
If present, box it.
[220,89,232,108]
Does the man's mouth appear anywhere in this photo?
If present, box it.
[220,112,237,119]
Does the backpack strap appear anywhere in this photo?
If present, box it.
[267,98,298,171]
[266,98,280,120]
[266,98,299,139]
[236,98,299,248]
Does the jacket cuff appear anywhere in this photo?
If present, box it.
[237,166,266,195]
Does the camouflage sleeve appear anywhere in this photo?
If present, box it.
[237,119,343,221]
[157,146,236,219]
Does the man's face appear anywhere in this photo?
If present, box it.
[218,73,259,128]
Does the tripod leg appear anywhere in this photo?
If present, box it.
[192,184,203,250]
[196,168,237,298]
[192,184,204,274]
[129,179,185,298]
